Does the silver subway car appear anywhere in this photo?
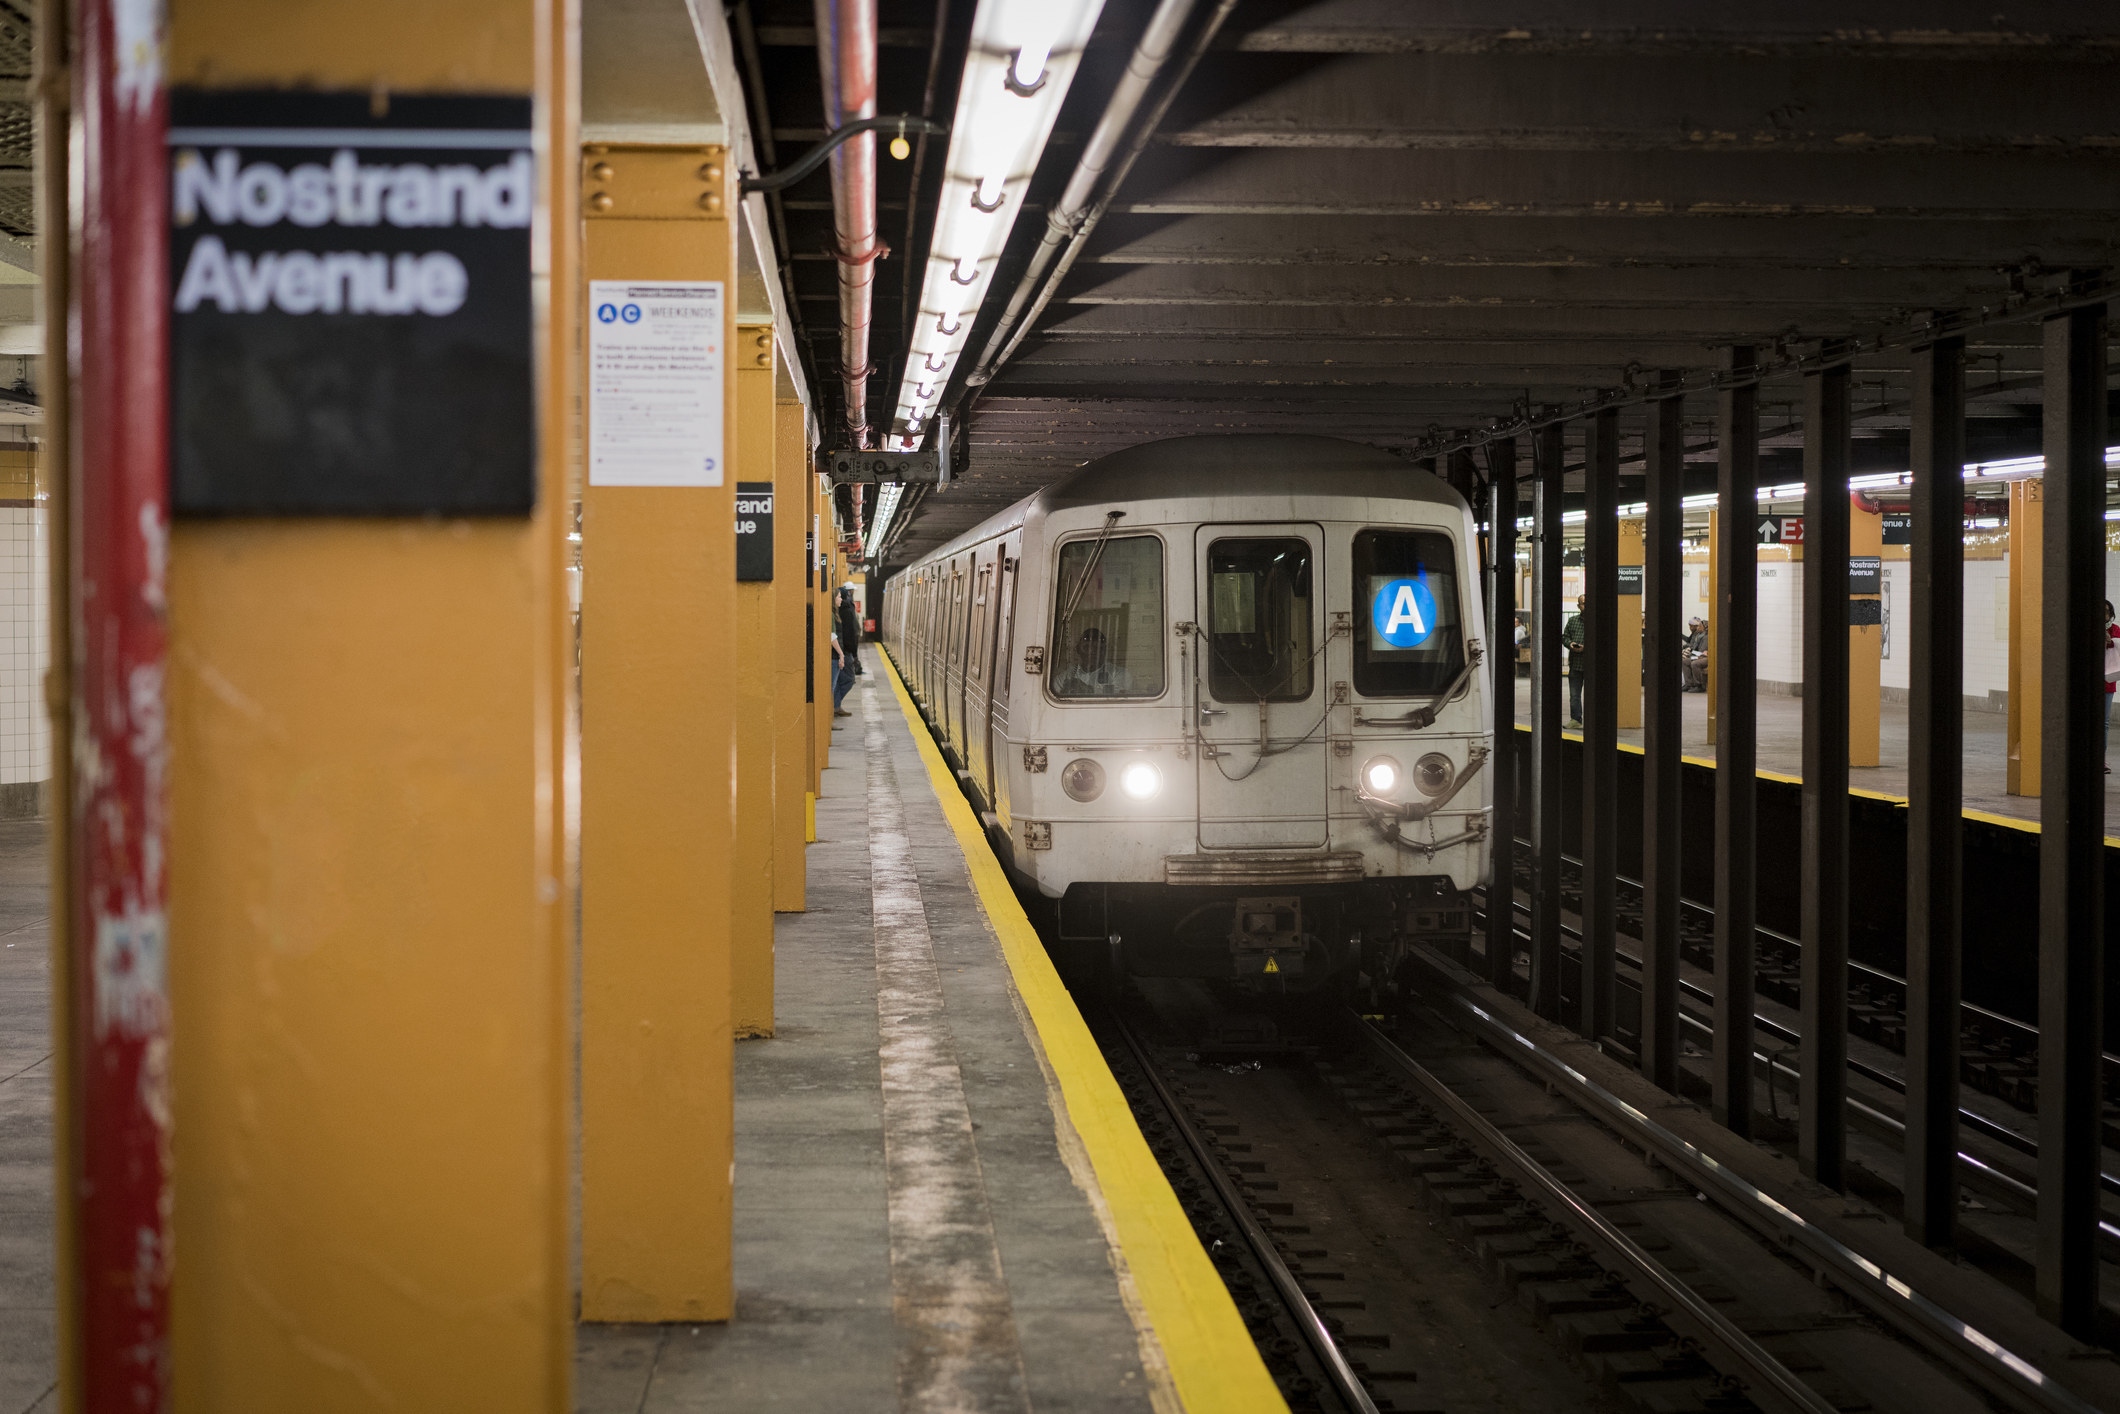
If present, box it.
[882,435,1490,992]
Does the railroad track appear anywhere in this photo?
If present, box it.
[1081,960,2112,1414]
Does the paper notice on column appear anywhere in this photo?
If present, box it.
[588,280,724,486]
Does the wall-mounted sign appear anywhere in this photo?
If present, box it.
[1756,514,1806,545]
[588,280,724,487]
[735,481,773,581]
[1615,564,1644,596]
[1850,598,1884,627]
[169,89,534,515]
[1849,555,1882,595]
[1882,512,1911,545]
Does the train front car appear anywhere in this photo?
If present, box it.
[885,434,1491,1000]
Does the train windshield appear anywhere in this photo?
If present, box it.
[1050,534,1165,698]
[1353,529,1465,697]
[1206,538,1315,702]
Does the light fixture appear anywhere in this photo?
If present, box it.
[1119,760,1161,801]
[886,0,1106,449]
[864,481,906,561]
[1414,753,1455,797]
[1361,756,1400,795]
[1061,758,1104,802]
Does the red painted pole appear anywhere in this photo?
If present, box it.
[69,0,171,1406]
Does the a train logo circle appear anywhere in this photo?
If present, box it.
[1372,576,1439,648]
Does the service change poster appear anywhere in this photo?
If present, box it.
[587,281,724,487]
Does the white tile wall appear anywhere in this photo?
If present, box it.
[1755,560,1803,684]
[0,507,50,786]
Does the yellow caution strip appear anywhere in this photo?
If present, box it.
[878,653,1288,1414]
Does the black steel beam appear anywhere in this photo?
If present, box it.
[1486,436,1518,991]
[1799,349,1852,1190]
[1904,332,1966,1250]
[1530,422,1566,1021]
[2035,297,2108,1337]
[1579,407,1620,1043]
[1713,345,1760,1137]
[1640,376,1684,1091]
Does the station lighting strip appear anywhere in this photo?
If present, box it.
[884,0,1106,452]
[1510,445,2120,532]
[865,481,905,560]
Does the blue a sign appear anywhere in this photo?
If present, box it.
[1371,576,1439,649]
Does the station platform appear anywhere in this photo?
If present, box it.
[1512,676,2118,825]
[576,665,1275,1413]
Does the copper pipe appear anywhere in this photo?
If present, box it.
[814,0,879,446]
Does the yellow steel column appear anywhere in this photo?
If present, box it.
[579,146,736,1321]
[1849,495,1883,767]
[815,473,835,779]
[2006,477,2043,794]
[1617,517,1645,729]
[774,396,810,908]
[733,324,776,1035]
[162,2,576,1408]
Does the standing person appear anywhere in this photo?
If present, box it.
[837,585,865,679]
[831,627,854,719]
[2105,600,2117,772]
[1562,594,1588,726]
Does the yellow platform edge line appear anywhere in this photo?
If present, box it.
[1509,723,2111,844]
[878,653,1288,1414]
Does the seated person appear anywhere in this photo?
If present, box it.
[1682,617,1710,692]
[1051,626,1135,697]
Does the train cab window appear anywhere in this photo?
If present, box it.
[1352,529,1465,697]
[1050,534,1165,699]
[1206,538,1314,702]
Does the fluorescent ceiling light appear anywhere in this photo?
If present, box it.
[886,0,1105,449]
[864,481,905,560]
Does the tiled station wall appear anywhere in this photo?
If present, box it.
[0,444,47,817]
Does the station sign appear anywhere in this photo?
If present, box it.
[1615,564,1643,596]
[168,90,535,515]
[1756,514,1805,545]
[735,481,773,581]
[1848,555,1882,595]
[1882,512,1912,545]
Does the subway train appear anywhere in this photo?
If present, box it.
[882,434,1491,992]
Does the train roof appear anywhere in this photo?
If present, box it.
[898,435,1463,571]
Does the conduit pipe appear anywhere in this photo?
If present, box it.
[815,0,881,446]
[963,0,1198,385]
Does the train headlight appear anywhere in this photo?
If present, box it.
[1119,760,1162,800]
[1060,758,1105,802]
[1414,752,1455,797]
[1361,756,1400,795]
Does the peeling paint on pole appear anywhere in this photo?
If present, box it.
[72,0,173,1405]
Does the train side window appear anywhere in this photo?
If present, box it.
[1352,528,1465,697]
[1050,534,1165,699]
[1206,537,1314,702]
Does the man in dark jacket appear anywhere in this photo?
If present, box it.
[836,586,865,677]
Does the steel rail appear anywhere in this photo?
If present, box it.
[1351,1016,1839,1414]
[1109,1015,1381,1414]
[1414,955,2106,1414]
[1486,878,2120,1202]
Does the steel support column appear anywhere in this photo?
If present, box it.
[2035,297,2108,1336]
[1640,377,1684,1090]
[1799,350,1852,1189]
[1713,346,1759,1136]
[1529,422,1566,1020]
[1486,437,1519,989]
[1579,408,1620,1042]
[1904,334,1965,1248]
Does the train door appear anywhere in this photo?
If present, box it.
[1193,524,1330,848]
[985,545,1019,820]
[965,552,993,788]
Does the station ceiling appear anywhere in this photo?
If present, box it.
[734,1,2120,564]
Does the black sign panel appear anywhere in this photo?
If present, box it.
[736,481,774,582]
[169,90,534,515]
[1849,555,1882,595]
[1615,564,1643,596]
[1882,512,1911,545]
[1850,597,1884,627]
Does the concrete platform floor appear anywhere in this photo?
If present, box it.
[0,820,54,1414]
[1513,676,2119,826]
[576,670,1160,1413]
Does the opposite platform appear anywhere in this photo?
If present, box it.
[578,665,1280,1413]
